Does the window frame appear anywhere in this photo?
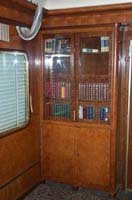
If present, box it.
[0,50,30,138]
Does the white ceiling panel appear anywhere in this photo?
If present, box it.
[27,0,132,10]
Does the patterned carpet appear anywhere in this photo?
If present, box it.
[23,181,132,200]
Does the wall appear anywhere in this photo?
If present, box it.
[0,26,41,200]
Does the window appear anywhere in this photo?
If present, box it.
[0,51,29,135]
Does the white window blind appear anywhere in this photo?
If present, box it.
[0,52,29,135]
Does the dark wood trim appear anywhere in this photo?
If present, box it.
[0,0,46,26]
[42,3,132,29]
[122,26,132,189]
[0,0,36,14]
[0,163,41,200]
[45,3,132,16]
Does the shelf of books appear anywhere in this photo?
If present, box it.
[45,81,71,100]
[78,82,109,101]
[44,36,72,120]
[45,38,71,54]
[45,102,71,119]
[78,104,110,123]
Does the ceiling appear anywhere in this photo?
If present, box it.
[28,0,132,10]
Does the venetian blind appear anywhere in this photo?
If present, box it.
[0,52,29,134]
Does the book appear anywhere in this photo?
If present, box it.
[100,107,108,121]
[100,36,109,52]
[79,105,83,119]
[61,82,66,99]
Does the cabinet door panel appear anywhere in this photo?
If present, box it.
[42,124,75,184]
[76,127,111,188]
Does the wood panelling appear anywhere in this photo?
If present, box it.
[42,123,75,185]
[117,26,132,189]
[76,128,111,189]
[126,28,132,189]
[25,34,43,116]
[128,75,132,188]
[0,25,41,199]
[0,0,36,26]
[115,26,128,189]
[0,115,40,187]
[41,25,115,35]
[0,0,36,14]
[0,26,25,50]
[0,164,40,200]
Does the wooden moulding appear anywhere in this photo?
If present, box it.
[0,0,36,26]
[45,3,132,16]
[42,3,132,29]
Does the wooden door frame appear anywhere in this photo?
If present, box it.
[118,25,132,190]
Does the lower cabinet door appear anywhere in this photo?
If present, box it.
[42,123,75,185]
[76,127,111,190]
[42,124,113,190]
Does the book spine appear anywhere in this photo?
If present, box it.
[52,39,55,53]
[79,83,81,100]
[101,37,104,52]
[79,105,83,119]
[104,37,109,52]
[100,107,108,121]
[67,83,70,100]
[83,107,87,119]
[61,82,66,99]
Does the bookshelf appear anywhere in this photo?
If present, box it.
[42,25,118,193]
[44,34,111,124]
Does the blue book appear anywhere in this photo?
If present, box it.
[87,106,94,120]
[100,107,108,121]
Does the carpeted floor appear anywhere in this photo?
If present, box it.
[23,181,132,200]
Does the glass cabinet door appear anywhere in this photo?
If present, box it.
[44,35,74,120]
[77,34,111,124]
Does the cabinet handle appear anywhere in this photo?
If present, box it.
[30,94,33,113]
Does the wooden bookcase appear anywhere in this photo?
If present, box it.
[43,32,111,124]
[42,25,118,193]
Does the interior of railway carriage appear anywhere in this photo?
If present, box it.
[1,0,132,199]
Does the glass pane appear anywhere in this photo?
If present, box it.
[45,54,71,78]
[44,37,72,120]
[78,35,111,124]
[79,36,109,76]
